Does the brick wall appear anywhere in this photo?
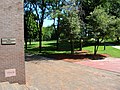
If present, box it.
[0,0,25,84]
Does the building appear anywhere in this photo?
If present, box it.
[0,0,25,84]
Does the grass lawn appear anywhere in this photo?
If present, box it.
[83,46,120,58]
[25,41,71,54]
[25,41,120,58]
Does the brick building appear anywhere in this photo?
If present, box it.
[0,0,25,84]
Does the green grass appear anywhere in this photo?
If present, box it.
[25,41,71,54]
[25,41,120,58]
[83,46,120,58]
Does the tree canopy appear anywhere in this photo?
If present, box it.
[24,0,120,54]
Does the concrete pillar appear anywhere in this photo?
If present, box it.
[0,0,25,84]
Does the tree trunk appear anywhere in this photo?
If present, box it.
[56,17,60,50]
[117,37,119,42]
[29,38,32,45]
[104,42,106,50]
[38,4,45,53]
[39,26,42,53]
[38,21,43,53]
[25,39,27,50]
[79,38,82,51]
[70,34,74,54]
[94,38,99,55]
[24,27,28,50]
[94,44,97,55]
[33,0,45,53]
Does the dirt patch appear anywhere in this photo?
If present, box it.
[48,53,109,62]
[25,51,110,63]
[74,50,89,54]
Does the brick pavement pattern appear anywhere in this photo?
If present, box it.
[26,56,120,90]
[75,57,120,73]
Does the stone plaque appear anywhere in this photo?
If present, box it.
[1,38,16,45]
[5,69,16,77]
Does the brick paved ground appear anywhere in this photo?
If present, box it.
[25,56,120,90]
[75,57,120,73]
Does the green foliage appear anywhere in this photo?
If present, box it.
[86,6,116,55]
[86,6,113,39]
[24,0,120,55]
[115,18,120,37]
[42,26,55,41]
[24,11,38,40]
[59,0,82,54]
[59,1,81,39]
[107,0,120,17]
[82,0,106,19]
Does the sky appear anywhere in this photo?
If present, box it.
[43,19,54,27]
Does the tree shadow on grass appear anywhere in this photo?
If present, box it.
[25,41,111,61]
[25,53,53,61]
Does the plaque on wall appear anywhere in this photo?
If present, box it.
[5,69,16,77]
[1,38,16,45]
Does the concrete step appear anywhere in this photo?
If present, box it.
[11,83,19,90]
[28,86,39,90]
[18,85,29,90]
[0,82,38,90]
[0,82,10,90]
[4,83,14,90]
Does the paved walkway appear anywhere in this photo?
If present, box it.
[75,57,120,73]
[74,45,120,73]
[112,46,120,50]
[26,57,120,90]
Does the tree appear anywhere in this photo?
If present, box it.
[24,0,39,49]
[60,0,81,54]
[107,0,120,42]
[109,18,120,42]
[50,0,66,50]
[76,0,86,51]
[24,0,33,49]
[81,0,106,22]
[107,0,120,18]
[25,11,38,43]
[25,0,54,53]
[42,26,55,41]
[86,6,114,55]
[115,18,120,42]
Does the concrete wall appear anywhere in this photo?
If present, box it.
[0,0,25,84]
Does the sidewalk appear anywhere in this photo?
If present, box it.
[112,46,120,50]
[75,57,120,73]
